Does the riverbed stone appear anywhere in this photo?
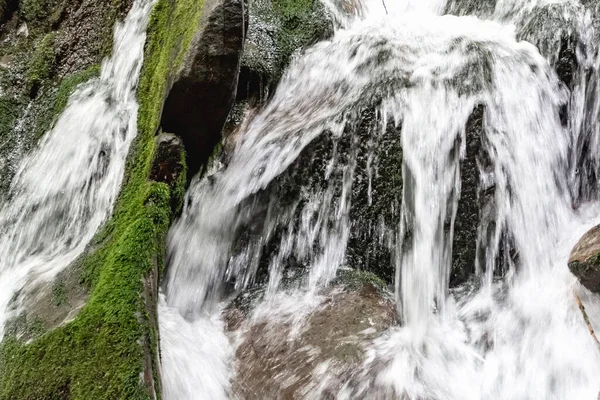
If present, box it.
[569,226,600,293]
[226,270,397,399]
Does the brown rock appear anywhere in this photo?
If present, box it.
[227,282,397,399]
[569,225,600,293]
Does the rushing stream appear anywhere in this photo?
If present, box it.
[160,0,600,398]
[0,0,155,335]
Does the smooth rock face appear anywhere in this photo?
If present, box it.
[160,0,246,177]
[226,281,396,399]
[569,226,600,293]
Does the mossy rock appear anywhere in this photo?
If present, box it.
[0,0,204,397]
[238,0,333,100]
[26,31,57,95]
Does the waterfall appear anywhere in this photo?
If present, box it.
[160,0,600,398]
[0,0,156,336]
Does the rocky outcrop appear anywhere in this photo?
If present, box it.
[238,0,333,102]
[569,226,600,293]
[160,0,246,177]
[160,0,334,178]
[226,271,396,398]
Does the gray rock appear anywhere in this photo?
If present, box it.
[160,0,246,177]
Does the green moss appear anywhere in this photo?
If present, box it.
[52,280,69,307]
[32,64,100,142]
[170,144,188,217]
[26,32,57,92]
[0,96,24,141]
[0,0,203,397]
[21,0,63,24]
[333,269,388,292]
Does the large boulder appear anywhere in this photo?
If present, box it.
[225,270,397,398]
[160,0,247,177]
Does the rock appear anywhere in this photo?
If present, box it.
[236,0,333,102]
[569,226,600,293]
[160,0,246,177]
[451,105,485,285]
[150,133,187,214]
[0,0,18,25]
[445,0,496,17]
[516,2,582,90]
[226,271,397,398]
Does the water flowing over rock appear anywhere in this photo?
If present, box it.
[0,0,155,338]
[158,0,600,398]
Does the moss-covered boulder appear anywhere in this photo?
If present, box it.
[0,0,204,397]
[160,0,246,177]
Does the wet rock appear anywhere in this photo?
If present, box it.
[451,105,485,285]
[237,0,333,102]
[160,0,246,177]
[150,133,187,214]
[346,109,403,283]
[445,0,496,18]
[569,226,600,293]
[226,271,397,399]
[517,3,582,90]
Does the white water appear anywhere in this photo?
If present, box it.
[0,0,156,335]
[161,0,600,398]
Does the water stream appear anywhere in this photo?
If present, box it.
[0,0,156,336]
[161,0,600,398]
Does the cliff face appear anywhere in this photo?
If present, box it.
[0,0,331,397]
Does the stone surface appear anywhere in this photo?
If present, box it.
[226,276,397,399]
[569,226,600,293]
[150,133,187,213]
[451,105,485,285]
[160,0,246,177]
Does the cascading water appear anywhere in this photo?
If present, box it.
[160,0,600,398]
[0,0,156,335]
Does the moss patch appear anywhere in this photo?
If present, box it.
[26,32,58,94]
[0,0,203,398]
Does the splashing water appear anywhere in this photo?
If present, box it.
[0,0,156,335]
[161,0,600,398]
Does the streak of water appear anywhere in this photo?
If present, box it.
[0,0,156,335]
